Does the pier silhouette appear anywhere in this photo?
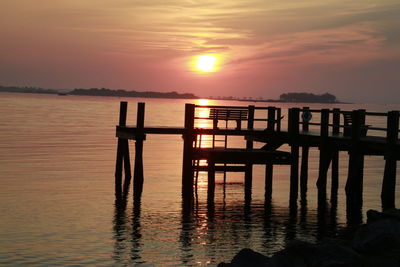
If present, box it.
[115,102,399,225]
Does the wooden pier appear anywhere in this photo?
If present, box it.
[115,102,399,218]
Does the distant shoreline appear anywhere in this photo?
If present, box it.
[0,85,198,100]
[1,85,348,104]
[237,98,351,104]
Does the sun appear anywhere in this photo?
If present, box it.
[195,55,218,72]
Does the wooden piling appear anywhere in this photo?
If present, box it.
[345,110,365,214]
[316,109,331,202]
[133,102,145,200]
[182,104,195,203]
[265,107,276,201]
[122,140,132,198]
[115,101,130,197]
[381,111,399,210]
[267,107,276,131]
[276,108,282,132]
[331,108,340,203]
[288,108,300,205]
[245,105,255,201]
[207,160,216,204]
[300,107,310,200]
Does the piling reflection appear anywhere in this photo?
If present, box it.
[130,198,143,263]
[113,198,128,263]
[113,196,144,265]
[180,201,195,265]
[179,184,342,264]
[113,185,344,265]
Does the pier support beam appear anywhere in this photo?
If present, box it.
[207,160,216,204]
[381,111,399,210]
[133,102,145,201]
[182,104,195,204]
[122,139,132,199]
[345,110,365,224]
[265,165,273,203]
[331,108,341,205]
[300,107,310,200]
[265,107,276,202]
[289,108,300,206]
[115,101,132,198]
[316,109,331,203]
[245,106,255,202]
[300,147,309,200]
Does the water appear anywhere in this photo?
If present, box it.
[0,92,399,266]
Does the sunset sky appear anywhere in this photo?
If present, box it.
[1,0,399,103]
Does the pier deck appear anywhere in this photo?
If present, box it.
[116,126,399,157]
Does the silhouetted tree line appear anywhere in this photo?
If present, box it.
[0,85,58,94]
[279,92,337,103]
[0,85,198,99]
[69,88,197,99]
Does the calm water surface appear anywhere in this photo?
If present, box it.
[0,92,399,266]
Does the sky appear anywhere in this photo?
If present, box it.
[1,0,399,103]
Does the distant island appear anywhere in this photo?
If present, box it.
[0,85,198,99]
[239,92,342,103]
[279,92,338,103]
[69,88,197,99]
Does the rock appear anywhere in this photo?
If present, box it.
[219,209,400,267]
[366,209,400,224]
[352,219,400,252]
[230,248,270,267]
[268,240,361,267]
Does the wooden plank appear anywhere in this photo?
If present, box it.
[117,126,400,154]
[195,165,248,172]
[192,148,291,164]
[209,109,248,120]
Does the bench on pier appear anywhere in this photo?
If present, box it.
[343,112,369,137]
[209,108,248,130]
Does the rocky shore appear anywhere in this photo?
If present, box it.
[218,209,400,267]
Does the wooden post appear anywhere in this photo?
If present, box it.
[332,108,340,135]
[267,107,276,131]
[133,102,145,201]
[182,104,195,203]
[276,108,282,132]
[208,159,216,204]
[345,110,364,219]
[381,111,399,210]
[300,107,310,200]
[331,108,340,203]
[316,109,331,202]
[289,108,300,205]
[115,101,129,197]
[245,105,255,201]
[122,140,132,198]
[265,107,276,201]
